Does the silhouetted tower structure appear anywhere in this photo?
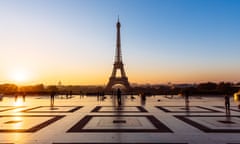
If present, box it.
[105,19,131,91]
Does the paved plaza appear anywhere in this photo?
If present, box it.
[0,95,240,144]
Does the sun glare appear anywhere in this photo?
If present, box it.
[14,99,24,106]
[14,72,26,82]
[10,69,29,83]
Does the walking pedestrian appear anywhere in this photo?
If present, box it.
[117,88,122,106]
[50,91,56,107]
[224,94,230,112]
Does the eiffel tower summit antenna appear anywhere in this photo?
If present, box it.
[105,19,131,91]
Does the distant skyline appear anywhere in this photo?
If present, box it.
[0,0,240,85]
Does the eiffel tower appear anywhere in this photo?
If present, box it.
[105,19,131,91]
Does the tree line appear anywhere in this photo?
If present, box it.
[0,82,239,96]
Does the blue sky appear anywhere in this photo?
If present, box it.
[0,0,240,85]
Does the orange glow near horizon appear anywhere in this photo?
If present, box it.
[1,61,239,86]
[7,68,31,85]
[1,69,238,86]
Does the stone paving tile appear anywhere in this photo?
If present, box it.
[175,115,240,133]
[0,115,65,132]
[21,106,82,113]
[91,106,148,113]
[156,106,222,113]
[67,115,172,133]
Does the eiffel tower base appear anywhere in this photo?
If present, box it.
[105,77,131,92]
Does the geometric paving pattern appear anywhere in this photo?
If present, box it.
[21,106,82,113]
[215,106,240,112]
[156,106,222,113]
[67,115,172,133]
[175,115,240,133]
[91,106,148,113]
[0,106,24,112]
[0,96,240,143]
[0,115,64,132]
[53,143,187,144]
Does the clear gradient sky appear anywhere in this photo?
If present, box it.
[0,0,240,85]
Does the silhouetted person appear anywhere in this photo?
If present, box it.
[79,91,83,99]
[224,94,230,112]
[185,90,190,111]
[50,91,56,107]
[69,91,72,98]
[23,92,26,102]
[141,93,146,106]
[97,91,100,101]
[66,92,69,99]
[117,88,122,106]
[14,94,18,102]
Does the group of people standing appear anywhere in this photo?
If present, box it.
[50,90,75,107]
[14,92,26,102]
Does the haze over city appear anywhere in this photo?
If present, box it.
[0,0,240,85]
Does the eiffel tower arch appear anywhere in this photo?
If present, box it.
[105,19,131,91]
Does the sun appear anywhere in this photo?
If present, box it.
[10,69,29,83]
[13,72,26,82]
